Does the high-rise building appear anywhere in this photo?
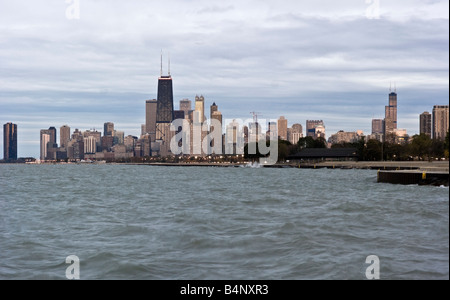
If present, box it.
[84,136,97,154]
[278,117,288,141]
[104,122,114,137]
[194,95,205,124]
[210,103,223,151]
[145,99,157,140]
[306,120,324,139]
[180,99,192,116]
[83,130,101,153]
[3,122,17,161]
[372,119,384,135]
[419,112,432,138]
[40,127,57,160]
[155,56,174,156]
[384,90,398,134]
[289,124,303,145]
[210,102,218,118]
[60,125,71,149]
[433,105,449,140]
[156,69,174,124]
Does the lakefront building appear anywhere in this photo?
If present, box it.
[3,122,18,161]
[433,105,449,140]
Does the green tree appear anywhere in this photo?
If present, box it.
[366,139,382,161]
[409,134,432,160]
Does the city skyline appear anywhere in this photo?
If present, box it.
[0,1,448,158]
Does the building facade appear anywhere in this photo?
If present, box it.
[306,120,324,139]
[372,119,384,135]
[433,105,449,140]
[419,112,432,138]
[289,123,303,145]
[278,116,288,141]
[3,122,17,161]
[145,99,157,141]
[384,91,398,134]
[60,125,71,149]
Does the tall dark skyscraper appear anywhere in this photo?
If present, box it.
[156,57,174,124]
[3,122,18,161]
[155,54,175,156]
[385,88,398,134]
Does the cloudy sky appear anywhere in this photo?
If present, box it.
[0,0,448,158]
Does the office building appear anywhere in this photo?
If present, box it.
[372,119,384,135]
[328,131,360,145]
[145,99,157,140]
[194,95,205,124]
[3,122,17,161]
[180,99,192,116]
[306,120,324,139]
[278,117,288,141]
[433,105,449,140]
[104,122,114,137]
[419,112,432,138]
[210,103,223,151]
[40,127,57,160]
[385,90,398,134]
[60,125,71,149]
[289,124,303,145]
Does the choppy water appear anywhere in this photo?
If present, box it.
[0,164,448,280]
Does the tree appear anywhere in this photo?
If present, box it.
[366,139,382,161]
[409,133,432,160]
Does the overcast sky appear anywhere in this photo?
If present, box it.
[0,0,448,158]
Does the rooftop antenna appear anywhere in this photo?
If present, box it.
[394,82,397,93]
[390,82,392,93]
[168,52,171,76]
[160,49,163,77]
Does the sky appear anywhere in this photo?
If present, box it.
[0,0,448,158]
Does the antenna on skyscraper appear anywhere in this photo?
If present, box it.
[160,49,163,77]
[390,82,392,93]
[168,52,171,76]
[394,82,397,93]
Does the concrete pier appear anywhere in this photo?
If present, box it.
[377,170,449,186]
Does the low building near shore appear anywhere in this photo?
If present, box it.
[288,148,358,162]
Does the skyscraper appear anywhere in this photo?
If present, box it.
[385,89,398,134]
[433,105,449,140]
[372,119,384,135]
[419,112,432,138]
[194,95,205,124]
[145,99,157,141]
[210,103,223,151]
[210,102,218,118]
[278,117,288,141]
[306,120,324,139]
[60,125,71,149]
[289,124,303,145]
[40,127,57,160]
[180,99,192,116]
[3,122,17,161]
[104,122,114,137]
[156,69,174,124]
[155,55,175,156]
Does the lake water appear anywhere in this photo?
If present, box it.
[0,164,448,280]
